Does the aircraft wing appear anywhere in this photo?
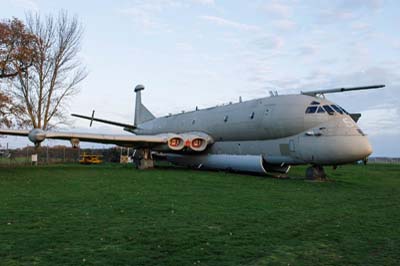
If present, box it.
[0,129,30,136]
[45,132,166,147]
[0,128,169,148]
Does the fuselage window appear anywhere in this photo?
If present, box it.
[250,112,255,119]
[317,106,325,113]
[224,115,228,122]
[310,101,320,105]
[331,105,343,114]
[323,105,335,115]
[305,106,318,113]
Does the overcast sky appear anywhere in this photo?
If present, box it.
[0,0,399,156]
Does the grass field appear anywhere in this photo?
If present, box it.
[0,164,399,265]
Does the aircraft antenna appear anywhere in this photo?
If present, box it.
[301,84,385,96]
[90,110,95,127]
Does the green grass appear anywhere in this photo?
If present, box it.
[0,164,399,265]
[0,157,28,164]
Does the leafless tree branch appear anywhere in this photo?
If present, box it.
[11,10,87,130]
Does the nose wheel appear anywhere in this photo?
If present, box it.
[306,165,327,180]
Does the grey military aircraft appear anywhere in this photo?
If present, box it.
[0,84,384,179]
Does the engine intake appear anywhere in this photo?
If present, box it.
[180,133,212,152]
[168,136,185,151]
[190,138,207,151]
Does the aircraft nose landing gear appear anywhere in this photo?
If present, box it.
[305,165,327,180]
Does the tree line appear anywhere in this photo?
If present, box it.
[0,11,87,130]
[2,146,124,164]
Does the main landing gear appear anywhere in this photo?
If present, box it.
[133,148,154,169]
[305,165,327,180]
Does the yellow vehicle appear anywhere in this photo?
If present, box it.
[79,153,103,164]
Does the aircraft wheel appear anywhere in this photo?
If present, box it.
[305,165,327,180]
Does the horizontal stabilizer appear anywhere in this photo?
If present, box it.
[301,84,385,96]
[71,113,136,130]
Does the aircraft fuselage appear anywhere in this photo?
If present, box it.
[135,94,372,166]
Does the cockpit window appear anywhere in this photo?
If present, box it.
[305,106,318,113]
[331,105,343,114]
[338,105,349,115]
[306,102,348,115]
[323,105,335,115]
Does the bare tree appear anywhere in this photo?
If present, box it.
[12,11,87,130]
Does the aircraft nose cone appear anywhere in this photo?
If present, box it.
[300,135,374,165]
[350,136,373,161]
[334,136,373,164]
[363,139,373,158]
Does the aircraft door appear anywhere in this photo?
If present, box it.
[296,135,313,162]
[290,136,304,160]
[289,139,295,152]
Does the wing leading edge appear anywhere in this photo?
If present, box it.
[0,128,169,148]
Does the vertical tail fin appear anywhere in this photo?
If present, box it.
[134,85,156,126]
